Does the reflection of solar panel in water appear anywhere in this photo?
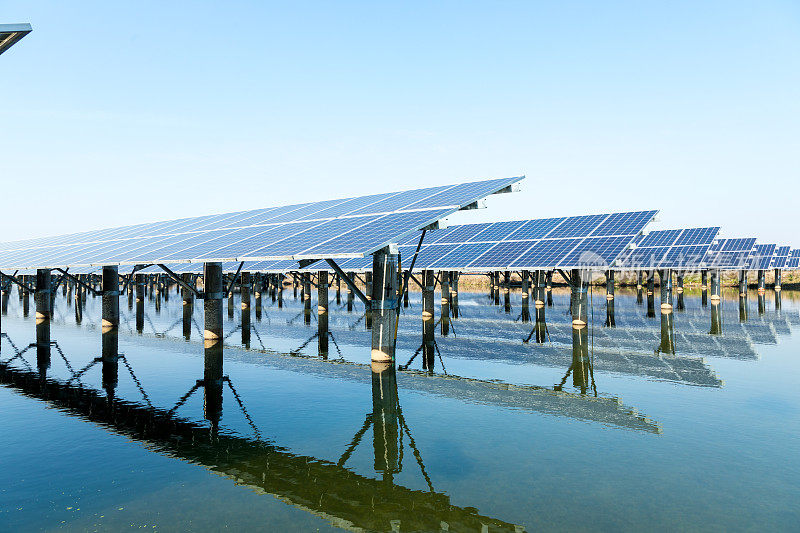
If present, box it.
[615,227,720,270]
[702,238,759,270]
[748,244,776,270]
[0,176,523,270]
[384,210,657,271]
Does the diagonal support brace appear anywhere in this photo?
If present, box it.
[157,264,203,299]
[326,259,369,306]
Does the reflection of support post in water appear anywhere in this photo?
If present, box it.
[370,250,399,364]
[658,308,675,355]
[182,273,194,340]
[520,271,530,323]
[203,262,225,433]
[636,271,644,305]
[534,271,547,343]
[709,300,723,335]
[318,271,329,359]
[450,271,459,318]
[102,266,120,399]
[135,274,145,333]
[302,272,312,325]
[35,269,51,375]
[569,269,591,393]
[440,271,450,336]
[503,271,511,313]
[371,362,400,484]
[241,272,251,348]
[421,270,435,371]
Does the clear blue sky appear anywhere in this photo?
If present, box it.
[2,1,799,245]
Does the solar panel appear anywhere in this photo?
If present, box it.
[748,244,776,270]
[0,176,523,270]
[0,23,31,56]
[703,238,757,269]
[615,227,720,270]
[788,250,800,269]
[773,246,790,269]
[382,210,657,271]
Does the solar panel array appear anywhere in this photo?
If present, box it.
[703,238,757,270]
[0,177,523,271]
[615,227,720,270]
[323,210,657,272]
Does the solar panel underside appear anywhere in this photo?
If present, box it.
[380,210,659,271]
[0,176,523,270]
[703,238,757,270]
[615,227,720,270]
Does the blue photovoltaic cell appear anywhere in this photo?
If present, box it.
[674,227,719,246]
[788,250,800,269]
[431,224,487,244]
[247,217,376,258]
[265,199,352,224]
[195,222,313,260]
[661,245,710,268]
[404,177,515,210]
[431,242,496,269]
[559,236,631,267]
[721,238,756,252]
[299,210,451,257]
[396,244,460,270]
[157,227,279,262]
[638,230,682,248]
[465,221,520,242]
[346,185,451,216]
[749,244,776,270]
[773,246,790,269]
[617,246,668,269]
[297,192,396,220]
[591,210,657,237]
[505,218,565,241]
[511,239,582,268]
[544,214,609,239]
[467,240,535,269]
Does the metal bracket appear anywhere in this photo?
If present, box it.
[557,269,573,287]
[298,259,318,269]
[397,229,426,311]
[407,272,424,290]
[55,269,103,296]
[156,264,203,299]
[225,261,245,298]
[326,259,369,306]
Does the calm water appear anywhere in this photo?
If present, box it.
[1,284,799,531]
